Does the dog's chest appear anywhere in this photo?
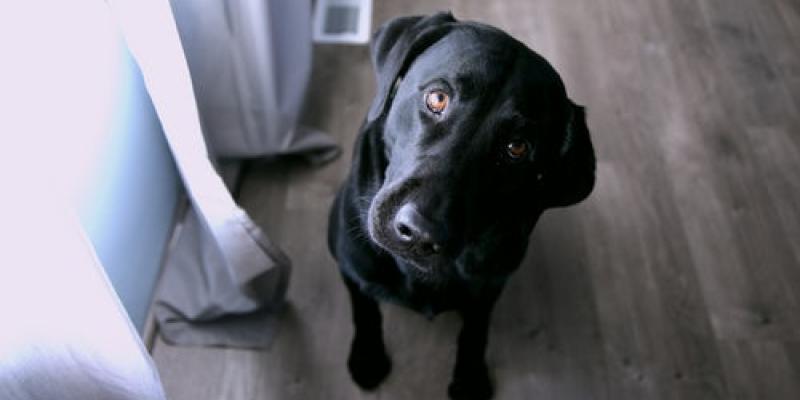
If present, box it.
[363,276,466,318]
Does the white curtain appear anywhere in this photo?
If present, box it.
[1,1,169,399]
[0,208,167,400]
[0,0,325,396]
[114,0,336,348]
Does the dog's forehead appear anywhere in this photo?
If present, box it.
[406,28,565,113]
[407,29,517,84]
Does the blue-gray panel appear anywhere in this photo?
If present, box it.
[78,42,181,333]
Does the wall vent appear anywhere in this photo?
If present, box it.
[313,0,372,44]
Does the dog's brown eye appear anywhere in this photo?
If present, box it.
[425,90,449,114]
[506,139,529,160]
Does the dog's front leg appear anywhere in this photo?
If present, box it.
[342,274,391,390]
[449,301,497,400]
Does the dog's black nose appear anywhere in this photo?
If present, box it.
[393,203,445,256]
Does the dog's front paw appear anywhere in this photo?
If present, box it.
[448,362,493,400]
[347,335,392,390]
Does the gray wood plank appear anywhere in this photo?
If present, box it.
[718,340,800,400]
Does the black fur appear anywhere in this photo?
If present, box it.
[327,12,596,400]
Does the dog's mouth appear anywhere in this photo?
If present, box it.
[366,187,505,285]
[365,180,458,276]
[367,183,527,283]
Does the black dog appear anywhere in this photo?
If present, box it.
[327,12,595,400]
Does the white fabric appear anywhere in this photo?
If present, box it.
[108,0,289,300]
[110,0,298,347]
[0,206,166,400]
[0,1,165,399]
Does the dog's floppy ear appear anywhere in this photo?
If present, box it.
[367,12,457,123]
[540,101,596,208]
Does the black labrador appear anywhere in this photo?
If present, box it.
[327,12,595,400]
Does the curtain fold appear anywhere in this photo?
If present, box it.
[111,0,334,348]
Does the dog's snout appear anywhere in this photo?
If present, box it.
[393,203,445,257]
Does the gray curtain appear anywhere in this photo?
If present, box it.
[169,0,339,162]
[150,0,339,348]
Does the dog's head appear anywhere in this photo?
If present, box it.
[364,13,595,282]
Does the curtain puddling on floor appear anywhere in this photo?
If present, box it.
[117,0,339,348]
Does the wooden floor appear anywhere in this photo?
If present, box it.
[152,0,800,399]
